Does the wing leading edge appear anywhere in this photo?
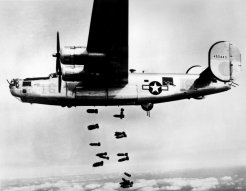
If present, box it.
[86,0,129,86]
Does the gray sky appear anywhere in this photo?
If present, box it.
[1,0,246,179]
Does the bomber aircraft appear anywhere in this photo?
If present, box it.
[9,0,242,116]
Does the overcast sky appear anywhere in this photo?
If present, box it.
[1,0,246,180]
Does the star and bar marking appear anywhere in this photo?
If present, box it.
[142,81,168,95]
[142,77,174,95]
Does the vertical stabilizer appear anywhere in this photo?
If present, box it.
[209,41,241,82]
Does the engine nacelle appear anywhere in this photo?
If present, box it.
[209,41,242,82]
[60,47,106,65]
[60,47,107,81]
[141,103,154,111]
[60,47,85,64]
[62,65,85,81]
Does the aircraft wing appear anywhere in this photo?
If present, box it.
[86,0,129,86]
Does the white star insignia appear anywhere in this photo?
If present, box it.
[150,82,161,93]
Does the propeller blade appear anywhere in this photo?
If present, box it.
[56,56,61,74]
[55,31,62,74]
[54,31,62,93]
[57,31,60,52]
[58,60,62,74]
[56,57,59,73]
[58,74,62,93]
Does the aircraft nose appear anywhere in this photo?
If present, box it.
[10,87,17,97]
[8,79,21,97]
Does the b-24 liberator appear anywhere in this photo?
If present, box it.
[9,0,242,116]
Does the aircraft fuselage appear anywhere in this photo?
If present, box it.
[9,73,230,108]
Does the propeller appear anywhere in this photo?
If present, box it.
[53,32,62,92]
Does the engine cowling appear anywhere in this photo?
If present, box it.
[60,47,106,65]
[60,47,85,64]
[60,47,107,81]
[62,65,85,81]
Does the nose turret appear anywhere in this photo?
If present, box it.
[8,79,22,98]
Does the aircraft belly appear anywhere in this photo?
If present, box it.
[21,97,68,106]
[107,85,138,105]
[75,87,107,104]
[75,85,138,105]
[146,86,229,104]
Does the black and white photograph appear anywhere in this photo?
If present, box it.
[1,0,246,190]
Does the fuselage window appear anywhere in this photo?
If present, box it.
[23,81,31,86]
[162,77,174,86]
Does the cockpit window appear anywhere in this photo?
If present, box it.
[23,81,31,86]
